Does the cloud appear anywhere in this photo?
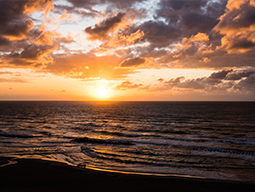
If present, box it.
[225,69,255,80]
[215,0,255,33]
[0,77,29,83]
[120,0,235,69]
[0,0,254,97]
[152,68,255,93]
[85,12,126,40]
[68,0,145,9]
[3,43,58,67]
[120,57,146,67]
[34,31,59,45]
[0,0,53,40]
[182,11,219,36]
[235,73,255,91]
[138,20,181,47]
[157,78,164,82]
[56,34,75,44]
[0,19,34,40]
[164,76,185,89]
[0,37,11,46]
[155,0,227,37]
[104,29,144,48]
[46,52,131,80]
[59,9,74,21]
[220,31,255,53]
[209,69,233,79]
[0,0,57,68]
[214,0,255,53]
[115,81,143,90]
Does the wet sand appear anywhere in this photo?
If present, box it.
[0,157,254,192]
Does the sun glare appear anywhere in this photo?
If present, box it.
[96,87,108,99]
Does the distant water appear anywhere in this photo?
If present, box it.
[0,101,255,181]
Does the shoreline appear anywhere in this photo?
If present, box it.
[0,157,254,192]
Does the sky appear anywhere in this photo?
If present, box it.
[0,0,255,101]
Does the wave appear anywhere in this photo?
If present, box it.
[80,147,253,170]
[135,128,193,135]
[72,137,134,145]
[0,130,38,138]
[93,130,141,138]
[191,146,255,157]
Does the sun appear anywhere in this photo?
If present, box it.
[96,87,109,99]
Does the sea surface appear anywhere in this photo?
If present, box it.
[0,101,255,181]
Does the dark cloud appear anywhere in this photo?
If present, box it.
[0,37,11,46]
[85,12,125,40]
[0,0,52,39]
[0,19,34,39]
[120,57,145,67]
[138,20,181,47]
[215,1,255,32]
[0,1,27,24]
[3,43,58,67]
[155,0,227,37]
[231,38,255,49]
[225,69,255,80]
[182,12,218,36]
[164,76,185,89]
[159,0,210,11]
[153,69,255,93]
[19,44,57,59]
[125,0,230,67]
[178,77,206,90]
[235,73,255,91]
[0,0,56,68]
[209,69,233,79]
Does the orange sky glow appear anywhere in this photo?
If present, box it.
[1,0,255,101]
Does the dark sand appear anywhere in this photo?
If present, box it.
[0,157,254,192]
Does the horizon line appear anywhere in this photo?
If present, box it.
[0,100,254,102]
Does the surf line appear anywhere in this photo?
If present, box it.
[85,166,205,179]
[0,158,18,168]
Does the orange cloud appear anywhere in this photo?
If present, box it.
[46,53,132,80]
[175,32,211,54]
[24,0,54,15]
[59,9,74,21]
[225,0,247,11]
[105,29,144,48]
[34,31,60,45]
[214,0,255,53]
[189,32,209,42]
[220,31,255,53]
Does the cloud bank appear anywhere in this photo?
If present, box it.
[1,0,255,99]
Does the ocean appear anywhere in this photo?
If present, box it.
[0,101,255,181]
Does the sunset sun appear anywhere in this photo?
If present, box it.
[96,87,109,99]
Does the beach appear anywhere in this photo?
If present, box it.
[0,157,254,192]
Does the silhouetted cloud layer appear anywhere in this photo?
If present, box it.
[0,0,255,96]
